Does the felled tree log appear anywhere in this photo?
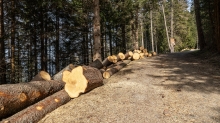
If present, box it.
[102,56,113,67]
[132,52,140,60]
[139,53,145,59]
[63,66,103,98]
[124,51,133,60]
[52,64,75,82]
[117,52,125,61]
[31,71,51,81]
[89,59,103,69]
[0,80,64,119]
[148,53,152,57]
[152,52,157,56]
[140,46,144,51]
[111,55,118,63]
[103,61,127,79]
[1,89,71,123]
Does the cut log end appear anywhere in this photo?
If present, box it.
[64,66,88,98]
[103,72,110,79]
[62,71,71,83]
[39,71,51,81]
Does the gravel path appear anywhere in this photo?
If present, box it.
[38,51,220,123]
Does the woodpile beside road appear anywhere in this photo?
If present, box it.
[0,46,158,122]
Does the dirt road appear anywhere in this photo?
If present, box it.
[39,51,220,123]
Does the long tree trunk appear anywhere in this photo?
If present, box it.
[170,0,174,53]
[55,7,60,72]
[214,0,220,52]
[40,7,46,71]
[10,0,15,83]
[194,0,206,50]
[161,2,171,52]
[0,0,6,84]
[150,10,154,52]
[93,0,102,61]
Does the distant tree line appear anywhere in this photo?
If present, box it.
[0,0,199,84]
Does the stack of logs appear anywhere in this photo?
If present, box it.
[0,47,157,123]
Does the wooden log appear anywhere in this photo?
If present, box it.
[142,49,148,53]
[63,66,103,98]
[152,52,157,56]
[31,71,51,81]
[52,64,75,82]
[140,46,144,51]
[117,52,125,61]
[132,52,140,60]
[148,53,152,57]
[124,51,133,60]
[111,55,118,63]
[139,53,145,59]
[103,61,128,79]
[89,59,103,69]
[0,80,64,119]
[1,89,71,123]
[144,52,149,56]
[102,56,113,67]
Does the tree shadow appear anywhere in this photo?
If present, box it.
[149,51,220,94]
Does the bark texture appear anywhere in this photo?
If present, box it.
[1,90,71,123]
[53,64,75,82]
[0,80,64,119]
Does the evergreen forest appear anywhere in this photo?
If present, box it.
[0,0,219,84]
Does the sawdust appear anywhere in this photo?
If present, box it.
[38,50,220,123]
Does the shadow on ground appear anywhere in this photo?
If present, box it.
[149,51,220,94]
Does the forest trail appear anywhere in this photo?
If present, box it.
[38,51,220,123]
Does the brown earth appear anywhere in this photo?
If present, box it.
[38,50,220,123]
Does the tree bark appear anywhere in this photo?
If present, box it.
[103,61,128,79]
[102,56,113,67]
[89,59,103,69]
[124,51,133,60]
[0,80,64,119]
[194,0,206,50]
[0,0,6,84]
[52,64,75,82]
[1,89,71,123]
[10,0,15,83]
[214,0,220,52]
[93,0,102,61]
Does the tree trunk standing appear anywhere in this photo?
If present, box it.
[40,7,46,71]
[93,0,102,62]
[150,10,154,52]
[122,24,126,53]
[0,0,6,84]
[170,0,174,38]
[194,0,206,50]
[33,22,38,76]
[55,7,60,72]
[161,2,171,52]
[10,0,16,83]
[109,25,113,55]
[214,0,220,52]
[170,0,174,53]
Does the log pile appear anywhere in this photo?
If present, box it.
[0,47,158,122]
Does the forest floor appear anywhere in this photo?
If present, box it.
[38,50,220,123]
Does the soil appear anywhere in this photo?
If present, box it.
[38,50,220,123]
